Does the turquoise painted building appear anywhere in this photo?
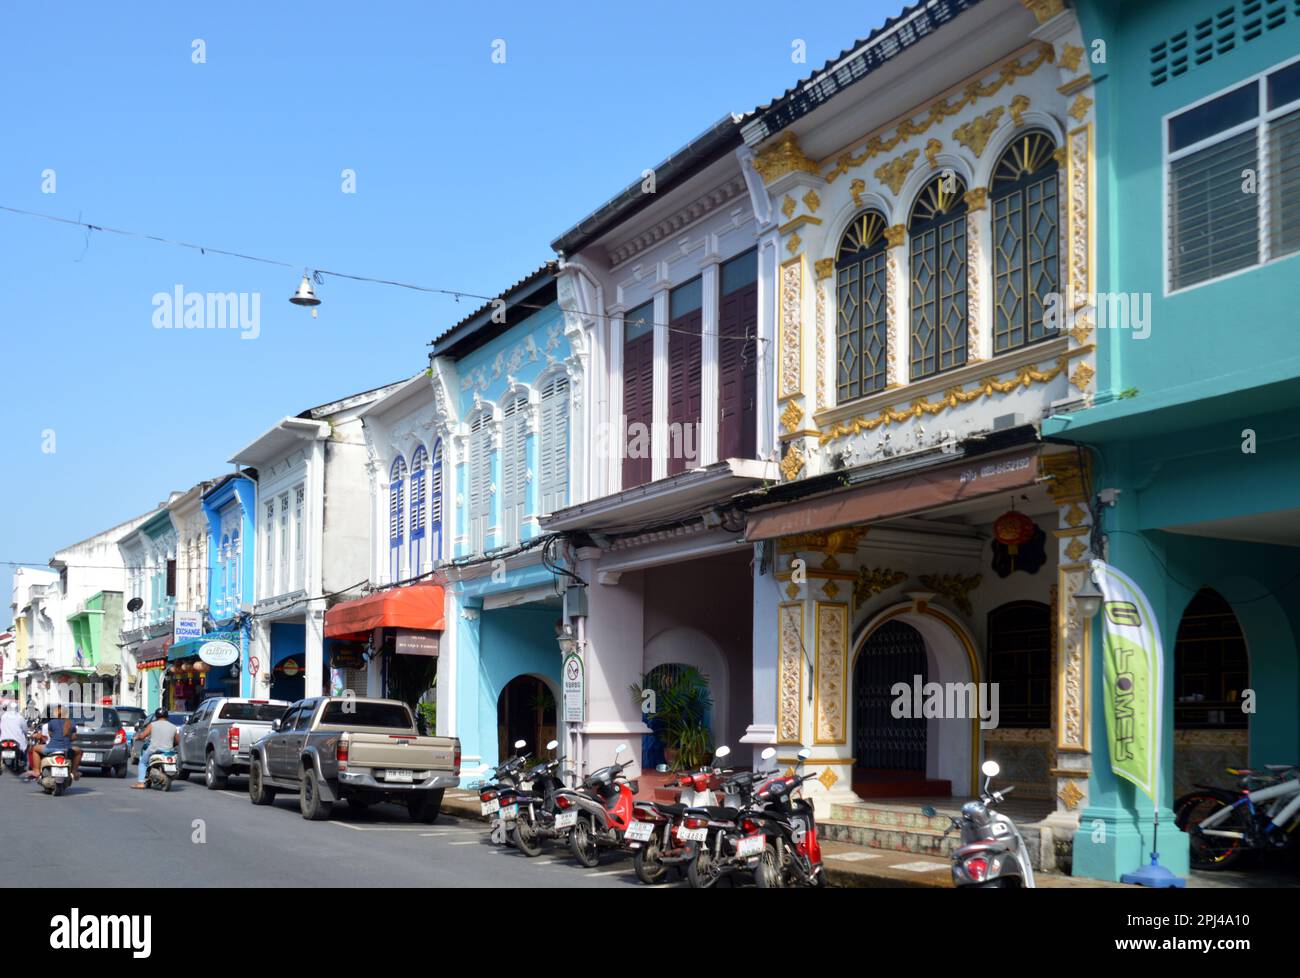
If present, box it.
[430,266,572,780]
[1047,0,1300,881]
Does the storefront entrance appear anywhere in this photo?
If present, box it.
[497,675,556,761]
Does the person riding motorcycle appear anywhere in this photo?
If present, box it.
[31,705,82,780]
[0,704,28,774]
[132,708,179,789]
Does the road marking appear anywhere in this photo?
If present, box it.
[893,860,949,873]
[826,851,881,862]
[329,822,437,832]
[584,869,627,877]
[448,840,480,846]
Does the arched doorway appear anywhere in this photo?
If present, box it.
[1173,588,1249,797]
[639,662,714,770]
[497,675,556,761]
[853,620,930,795]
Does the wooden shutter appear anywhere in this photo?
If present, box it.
[539,376,569,515]
[667,308,702,476]
[501,396,528,545]
[718,282,758,460]
[622,332,654,489]
[469,416,491,553]
[166,559,177,597]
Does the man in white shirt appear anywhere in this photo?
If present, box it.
[0,705,29,773]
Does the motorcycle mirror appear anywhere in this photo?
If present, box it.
[761,747,776,760]
[714,745,730,759]
[981,760,1000,778]
[655,763,668,773]
[546,739,559,751]
[797,748,812,760]
[921,805,937,818]
[514,739,527,750]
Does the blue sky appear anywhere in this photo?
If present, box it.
[0,0,899,615]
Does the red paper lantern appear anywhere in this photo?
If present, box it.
[993,510,1036,553]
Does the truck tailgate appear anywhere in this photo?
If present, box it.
[345,733,455,771]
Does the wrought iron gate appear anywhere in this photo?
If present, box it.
[853,620,927,772]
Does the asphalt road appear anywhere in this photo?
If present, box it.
[2,767,645,888]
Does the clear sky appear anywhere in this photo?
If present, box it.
[0,0,900,615]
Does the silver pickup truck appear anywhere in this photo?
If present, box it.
[177,697,290,789]
[247,696,460,822]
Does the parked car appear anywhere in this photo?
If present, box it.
[177,696,289,789]
[248,696,460,822]
[113,705,146,756]
[59,704,129,777]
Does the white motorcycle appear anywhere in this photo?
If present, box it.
[924,760,1035,888]
[144,748,180,791]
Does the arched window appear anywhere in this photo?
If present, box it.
[409,445,427,573]
[1174,588,1248,729]
[991,130,1060,353]
[987,601,1051,728]
[429,439,444,564]
[468,414,492,554]
[389,456,406,582]
[909,174,968,379]
[501,394,529,546]
[539,375,569,515]
[835,210,890,401]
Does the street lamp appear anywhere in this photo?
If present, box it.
[1073,572,1103,620]
[289,272,320,318]
[556,625,578,656]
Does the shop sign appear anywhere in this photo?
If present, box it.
[394,629,439,657]
[278,658,301,678]
[173,612,203,645]
[562,651,585,724]
[198,640,239,668]
[330,645,366,670]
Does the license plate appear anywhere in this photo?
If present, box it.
[678,827,708,842]
[500,803,518,820]
[85,752,100,762]
[1,751,14,761]
[163,764,178,774]
[736,834,766,858]
[51,767,68,779]
[386,769,414,783]
[555,810,577,829]
[625,821,654,842]
[481,799,500,815]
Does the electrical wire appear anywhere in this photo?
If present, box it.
[0,204,773,346]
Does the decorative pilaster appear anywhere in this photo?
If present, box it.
[777,603,804,744]
[884,224,907,388]
[814,602,848,745]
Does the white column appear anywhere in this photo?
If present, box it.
[742,544,780,768]
[699,258,720,466]
[756,233,780,460]
[650,287,670,481]
[306,438,327,696]
[608,312,625,495]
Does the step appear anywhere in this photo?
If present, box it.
[822,805,958,859]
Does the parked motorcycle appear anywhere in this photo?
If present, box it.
[477,739,532,845]
[37,749,72,796]
[557,742,638,868]
[924,759,1035,888]
[749,747,825,888]
[144,748,180,791]
[0,739,25,776]
[509,740,575,856]
[628,745,743,885]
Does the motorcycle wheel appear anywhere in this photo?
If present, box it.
[634,836,669,885]
[755,842,787,888]
[569,817,600,868]
[52,779,67,797]
[163,774,174,792]
[687,841,722,889]
[1182,794,1250,870]
[512,817,543,857]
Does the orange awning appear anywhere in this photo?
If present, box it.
[324,585,445,641]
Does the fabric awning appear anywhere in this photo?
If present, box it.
[745,446,1042,541]
[134,635,172,663]
[324,585,445,641]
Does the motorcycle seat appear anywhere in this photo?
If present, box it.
[697,806,739,820]
[653,803,688,816]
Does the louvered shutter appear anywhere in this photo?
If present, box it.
[469,417,491,554]
[1169,128,1259,290]
[429,441,444,563]
[501,396,528,546]
[718,283,758,461]
[622,332,654,489]
[667,308,702,476]
[539,376,569,515]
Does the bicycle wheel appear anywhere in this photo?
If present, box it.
[1182,793,1250,870]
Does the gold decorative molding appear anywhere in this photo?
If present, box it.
[780,400,804,434]
[814,602,849,745]
[1041,451,1090,505]
[779,214,823,235]
[849,178,866,208]
[1064,503,1087,528]
[924,138,942,169]
[884,223,907,248]
[1057,75,1093,97]
[1052,146,1068,166]
[815,282,828,410]
[1068,93,1093,122]
[802,189,821,213]
[854,567,907,605]
[780,442,805,482]
[1067,124,1093,308]
[754,132,820,184]
[1058,43,1084,73]
[963,187,988,211]
[1009,94,1030,128]
[967,221,981,361]
[919,573,982,618]
[1070,361,1094,393]
[823,43,1056,183]
[874,148,920,196]
[818,767,840,791]
[1069,314,1093,346]
[1020,0,1066,24]
[779,256,804,399]
[786,582,800,601]
[814,257,834,281]
[778,528,866,555]
[1056,563,1092,753]
[787,232,802,255]
[1064,537,1088,562]
[953,106,1005,158]
[819,349,1092,443]
[821,579,840,599]
[777,604,805,744]
[1059,778,1085,810]
[781,195,797,219]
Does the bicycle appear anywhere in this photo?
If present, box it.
[1175,764,1300,869]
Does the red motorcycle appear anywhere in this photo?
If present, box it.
[555,742,638,868]
[749,747,825,888]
